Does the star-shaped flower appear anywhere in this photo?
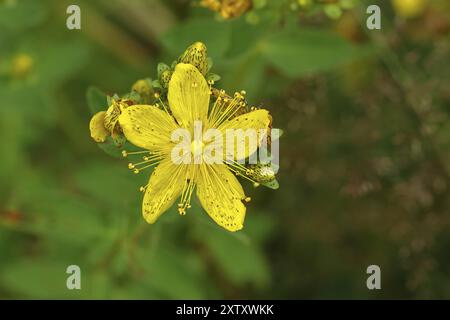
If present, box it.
[119,63,270,231]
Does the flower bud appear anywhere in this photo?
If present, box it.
[178,42,208,75]
[160,70,173,89]
[131,79,154,102]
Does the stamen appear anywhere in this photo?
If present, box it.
[209,90,246,127]
[178,169,197,215]
[225,160,260,185]
[127,152,165,174]
[155,94,171,116]
[122,150,150,158]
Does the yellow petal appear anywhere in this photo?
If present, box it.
[168,63,210,128]
[218,109,271,161]
[89,111,109,143]
[142,159,186,224]
[119,105,179,153]
[196,164,246,232]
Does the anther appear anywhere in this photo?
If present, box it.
[128,163,135,169]
[244,197,251,203]
[122,150,128,157]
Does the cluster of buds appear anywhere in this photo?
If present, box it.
[199,0,253,19]
[198,0,359,22]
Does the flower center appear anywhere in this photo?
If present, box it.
[190,139,204,155]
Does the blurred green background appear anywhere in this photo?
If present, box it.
[1,0,450,299]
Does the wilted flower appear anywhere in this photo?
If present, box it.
[89,98,134,145]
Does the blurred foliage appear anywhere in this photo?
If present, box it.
[0,0,450,299]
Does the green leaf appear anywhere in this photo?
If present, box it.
[86,86,107,114]
[206,57,213,72]
[136,246,208,299]
[0,259,84,299]
[0,0,47,33]
[36,42,90,87]
[152,79,162,88]
[194,225,270,288]
[323,4,342,20]
[74,161,145,210]
[261,178,279,190]
[263,29,371,77]
[206,73,221,82]
[97,136,130,158]
[161,18,232,60]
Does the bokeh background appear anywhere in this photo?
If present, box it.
[1,0,450,299]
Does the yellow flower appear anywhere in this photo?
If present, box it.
[10,53,33,78]
[391,0,428,18]
[119,63,270,232]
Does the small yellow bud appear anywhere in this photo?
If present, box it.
[178,42,208,75]
[11,53,33,78]
[131,79,154,102]
[160,70,173,89]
